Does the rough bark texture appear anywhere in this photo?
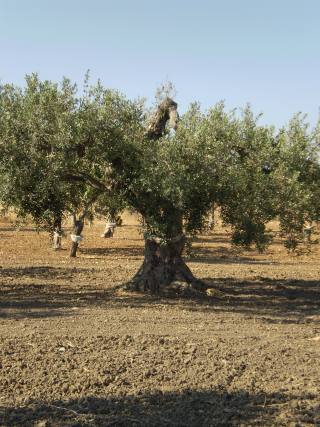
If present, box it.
[70,219,84,258]
[146,97,178,140]
[127,235,205,293]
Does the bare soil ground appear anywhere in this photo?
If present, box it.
[0,216,319,426]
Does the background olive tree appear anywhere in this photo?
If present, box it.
[0,76,71,245]
[0,75,106,255]
[275,115,320,250]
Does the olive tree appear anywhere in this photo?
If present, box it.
[60,89,284,291]
[275,115,320,250]
[0,75,104,254]
[216,106,280,251]
[0,77,70,245]
[2,74,320,290]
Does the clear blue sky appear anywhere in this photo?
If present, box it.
[1,0,319,127]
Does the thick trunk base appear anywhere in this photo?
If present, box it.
[126,236,206,294]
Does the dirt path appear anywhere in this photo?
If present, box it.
[0,221,319,426]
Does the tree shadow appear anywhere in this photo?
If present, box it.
[0,226,17,232]
[192,232,232,244]
[0,266,103,319]
[80,247,144,258]
[113,236,145,242]
[0,226,39,232]
[0,283,110,320]
[0,266,78,280]
[82,245,278,266]
[0,266,319,324]
[187,247,278,265]
[111,276,320,325]
[192,232,288,246]
[187,277,320,324]
[0,388,296,426]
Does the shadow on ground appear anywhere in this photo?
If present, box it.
[0,284,108,320]
[80,246,143,258]
[0,266,79,280]
[187,246,279,265]
[196,277,320,324]
[80,245,275,266]
[115,277,320,325]
[0,226,41,232]
[0,388,295,426]
[0,269,320,323]
[0,262,319,324]
[0,266,102,319]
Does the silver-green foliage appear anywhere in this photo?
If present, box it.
[1,75,320,253]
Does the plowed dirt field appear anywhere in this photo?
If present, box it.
[0,216,319,426]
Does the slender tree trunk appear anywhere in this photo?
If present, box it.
[70,218,84,257]
[208,203,215,230]
[127,234,205,293]
[52,217,63,250]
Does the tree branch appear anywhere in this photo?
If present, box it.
[63,172,109,192]
[80,192,101,221]
[145,97,178,140]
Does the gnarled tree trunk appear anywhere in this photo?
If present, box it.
[128,235,205,293]
[127,98,205,293]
